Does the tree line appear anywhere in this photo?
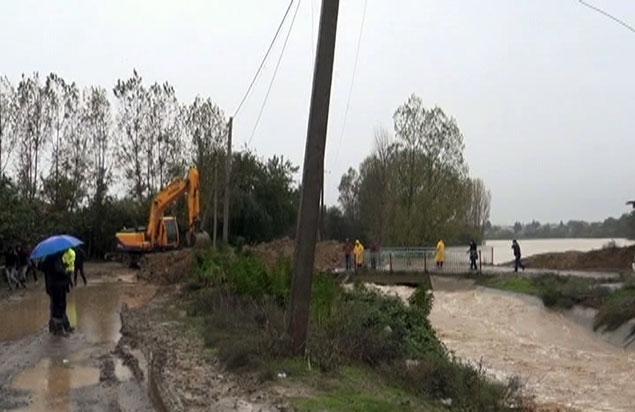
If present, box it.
[322,94,491,246]
[485,214,635,240]
[0,76,491,254]
[0,71,299,256]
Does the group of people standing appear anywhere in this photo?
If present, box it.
[342,239,382,271]
[340,237,526,273]
[434,239,480,271]
[3,243,87,337]
[3,245,37,289]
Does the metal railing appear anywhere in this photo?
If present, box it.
[355,246,494,274]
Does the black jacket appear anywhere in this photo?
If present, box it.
[512,243,521,258]
[74,247,85,267]
[4,250,17,268]
[43,253,69,294]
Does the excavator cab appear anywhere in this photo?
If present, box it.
[161,217,180,249]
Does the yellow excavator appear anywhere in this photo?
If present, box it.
[114,166,211,266]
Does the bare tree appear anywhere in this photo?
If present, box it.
[15,73,46,200]
[0,76,16,176]
[82,86,112,207]
[466,178,491,232]
[113,70,148,202]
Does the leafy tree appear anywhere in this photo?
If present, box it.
[333,94,485,246]
[184,96,227,231]
[229,151,299,243]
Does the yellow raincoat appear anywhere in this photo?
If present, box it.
[353,240,365,267]
[435,240,445,263]
[62,248,76,273]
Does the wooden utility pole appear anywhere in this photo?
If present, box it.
[223,117,233,244]
[288,0,340,355]
[213,161,218,248]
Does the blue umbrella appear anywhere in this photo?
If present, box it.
[30,234,83,260]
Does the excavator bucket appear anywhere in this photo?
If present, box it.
[188,230,211,249]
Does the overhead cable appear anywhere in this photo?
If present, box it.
[332,0,368,166]
[233,0,294,118]
[248,0,303,145]
[578,0,635,34]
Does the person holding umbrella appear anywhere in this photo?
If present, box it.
[31,235,83,336]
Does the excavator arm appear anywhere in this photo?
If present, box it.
[146,166,206,247]
[115,166,210,258]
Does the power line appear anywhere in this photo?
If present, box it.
[248,0,302,145]
[233,0,294,118]
[578,0,635,34]
[311,0,315,57]
[332,0,368,166]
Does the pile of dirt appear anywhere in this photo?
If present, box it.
[247,237,343,272]
[138,249,195,284]
[523,245,635,272]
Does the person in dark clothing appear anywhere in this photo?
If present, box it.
[73,247,87,286]
[42,253,74,336]
[343,239,353,271]
[16,246,29,287]
[4,247,22,289]
[511,239,525,272]
[24,244,38,283]
[468,240,478,271]
[370,242,379,270]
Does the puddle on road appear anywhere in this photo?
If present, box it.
[0,282,157,343]
[11,357,100,412]
[370,278,635,412]
[2,278,157,412]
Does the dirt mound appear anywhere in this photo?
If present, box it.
[523,245,635,272]
[248,237,343,271]
[138,249,195,284]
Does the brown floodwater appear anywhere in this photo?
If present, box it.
[369,279,635,412]
[0,281,154,343]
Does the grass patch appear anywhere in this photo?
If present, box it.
[477,273,608,309]
[594,286,635,334]
[293,366,448,412]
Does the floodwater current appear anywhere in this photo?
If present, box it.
[371,278,635,412]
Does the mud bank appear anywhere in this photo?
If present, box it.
[118,287,291,412]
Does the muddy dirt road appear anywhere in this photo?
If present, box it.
[0,264,158,412]
[371,277,635,412]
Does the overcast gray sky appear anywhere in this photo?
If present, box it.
[1,0,634,225]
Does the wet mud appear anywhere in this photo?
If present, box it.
[0,266,158,412]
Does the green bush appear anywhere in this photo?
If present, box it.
[408,284,434,317]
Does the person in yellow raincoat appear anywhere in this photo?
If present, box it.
[353,240,365,270]
[435,239,445,269]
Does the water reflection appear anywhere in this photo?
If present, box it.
[12,357,99,412]
[0,283,155,343]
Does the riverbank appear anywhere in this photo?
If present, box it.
[506,244,635,273]
[476,273,635,344]
[127,248,539,412]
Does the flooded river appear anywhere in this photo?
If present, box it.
[373,278,635,412]
[485,238,635,264]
